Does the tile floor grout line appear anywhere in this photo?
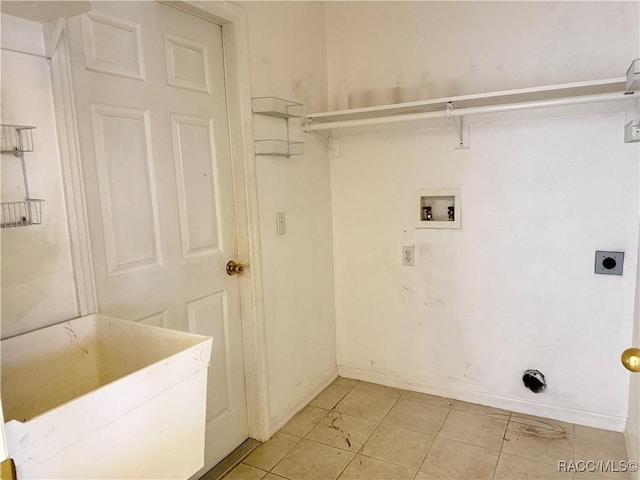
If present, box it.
[334,448,359,480]
[403,391,509,416]
[306,407,380,447]
[298,435,354,454]
[355,449,421,473]
[433,406,452,436]
[266,414,574,478]
[415,469,450,480]
[380,393,403,421]
[353,380,406,397]
[333,397,386,479]
[572,422,576,463]
[336,392,410,480]
[332,398,402,425]
[226,379,627,480]
[309,380,356,410]
[497,450,575,468]
[490,411,511,479]
[379,396,453,435]
[401,390,457,407]
[415,431,439,476]
[415,406,453,475]
[431,434,510,455]
[262,434,302,476]
[348,404,444,477]
[302,401,397,454]
[421,425,509,476]
[357,410,382,451]
[352,388,405,399]
[287,436,358,478]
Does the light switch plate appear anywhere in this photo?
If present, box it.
[595,251,624,275]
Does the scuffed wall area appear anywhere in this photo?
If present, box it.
[326,2,640,429]
[243,2,337,430]
[326,2,637,110]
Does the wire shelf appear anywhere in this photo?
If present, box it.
[1,124,35,155]
[1,199,45,228]
[252,97,303,118]
[252,97,305,157]
[254,139,304,157]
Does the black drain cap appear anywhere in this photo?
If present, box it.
[523,369,546,393]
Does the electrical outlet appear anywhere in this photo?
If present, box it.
[276,212,286,235]
[402,246,415,266]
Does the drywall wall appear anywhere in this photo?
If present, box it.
[326,2,638,110]
[327,2,640,429]
[1,14,78,338]
[243,2,337,432]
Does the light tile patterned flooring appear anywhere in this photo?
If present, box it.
[222,377,631,480]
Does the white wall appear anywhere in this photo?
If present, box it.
[326,2,638,110]
[327,2,640,430]
[243,2,337,432]
[1,14,77,338]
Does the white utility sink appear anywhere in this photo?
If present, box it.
[1,314,212,479]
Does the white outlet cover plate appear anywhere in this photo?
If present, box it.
[402,246,415,266]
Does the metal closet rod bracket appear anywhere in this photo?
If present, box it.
[310,130,341,159]
[446,102,470,150]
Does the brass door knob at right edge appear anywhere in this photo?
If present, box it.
[621,348,640,373]
[226,260,245,276]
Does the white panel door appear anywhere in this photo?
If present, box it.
[65,2,248,473]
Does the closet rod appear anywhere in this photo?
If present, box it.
[304,91,639,132]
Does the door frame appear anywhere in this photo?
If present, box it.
[46,1,272,442]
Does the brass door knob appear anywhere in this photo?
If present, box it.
[621,347,640,373]
[226,260,245,276]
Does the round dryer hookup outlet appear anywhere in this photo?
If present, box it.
[595,251,624,275]
[523,369,546,393]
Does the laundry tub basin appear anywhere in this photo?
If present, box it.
[1,314,213,479]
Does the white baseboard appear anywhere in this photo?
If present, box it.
[268,368,338,437]
[338,365,626,432]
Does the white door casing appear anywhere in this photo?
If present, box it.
[56,1,259,472]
